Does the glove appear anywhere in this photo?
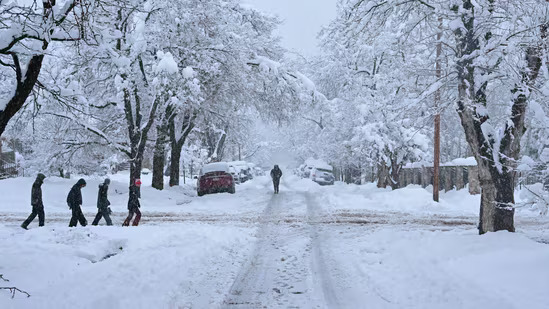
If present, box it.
[107,207,112,215]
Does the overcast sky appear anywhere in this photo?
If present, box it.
[243,0,338,56]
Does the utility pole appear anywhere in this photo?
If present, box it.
[433,18,442,202]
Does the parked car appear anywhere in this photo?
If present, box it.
[197,162,236,196]
[229,161,253,183]
[310,166,335,185]
[141,168,151,175]
[228,165,241,184]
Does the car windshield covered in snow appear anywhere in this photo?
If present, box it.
[200,162,229,175]
[317,168,333,173]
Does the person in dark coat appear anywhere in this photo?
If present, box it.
[67,178,87,227]
[21,173,46,229]
[270,165,283,194]
[92,178,112,226]
[123,179,141,226]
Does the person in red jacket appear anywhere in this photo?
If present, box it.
[123,179,141,226]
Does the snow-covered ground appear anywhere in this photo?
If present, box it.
[1,173,548,308]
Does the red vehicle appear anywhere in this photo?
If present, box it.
[197,162,236,196]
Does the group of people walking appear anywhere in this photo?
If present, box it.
[21,174,142,229]
[21,166,283,229]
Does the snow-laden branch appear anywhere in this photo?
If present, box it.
[47,112,131,156]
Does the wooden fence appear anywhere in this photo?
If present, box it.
[0,159,17,179]
[399,165,481,194]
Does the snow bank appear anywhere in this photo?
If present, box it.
[0,224,255,308]
[328,226,549,308]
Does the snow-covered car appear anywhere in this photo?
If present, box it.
[228,165,241,184]
[229,161,253,183]
[300,158,335,185]
[197,162,235,196]
[253,167,265,176]
[141,168,151,175]
[310,167,335,185]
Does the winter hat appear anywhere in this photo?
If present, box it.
[104,178,111,185]
[36,173,46,181]
[135,179,142,186]
[76,178,87,186]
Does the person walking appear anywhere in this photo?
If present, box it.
[270,165,283,194]
[123,179,141,226]
[92,178,112,226]
[67,178,88,227]
[21,173,47,229]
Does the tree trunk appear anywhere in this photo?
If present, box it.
[152,106,174,190]
[169,141,182,187]
[152,143,166,190]
[389,157,402,190]
[0,55,44,138]
[454,1,545,234]
[168,110,196,187]
[376,162,389,188]
[130,157,142,187]
[478,170,515,233]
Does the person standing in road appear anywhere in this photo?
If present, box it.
[67,178,88,227]
[270,165,283,194]
[92,178,112,226]
[21,173,47,229]
[123,179,141,226]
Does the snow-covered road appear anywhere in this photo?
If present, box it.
[1,175,549,308]
[223,191,346,308]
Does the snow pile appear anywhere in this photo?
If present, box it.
[329,227,549,308]
[304,158,332,170]
[0,224,255,308]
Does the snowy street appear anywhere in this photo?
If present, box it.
[2,0,549,308]
[1,175,549,309]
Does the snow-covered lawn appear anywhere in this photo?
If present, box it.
[1,174,548,308]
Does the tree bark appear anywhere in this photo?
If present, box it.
[389,157,402,190]
[0,1,80,138]
[152,105,175,190]
[0,55,44,137]
[124,86,160,192]
[454,1,545,234]
[152,140,166,190]
[376,162,389,188]
[168,110,196,187]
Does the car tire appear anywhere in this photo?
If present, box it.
[229,187,235,194]
[197,191,204,197]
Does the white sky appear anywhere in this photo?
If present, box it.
[243,0,338,56]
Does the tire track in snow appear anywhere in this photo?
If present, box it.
[221,189,350,308]
[221,191,318,308]
[304,192,343,308]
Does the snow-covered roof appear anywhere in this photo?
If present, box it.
[304,158,332,171]
[201,162,229,174]
[228,161,250,172]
